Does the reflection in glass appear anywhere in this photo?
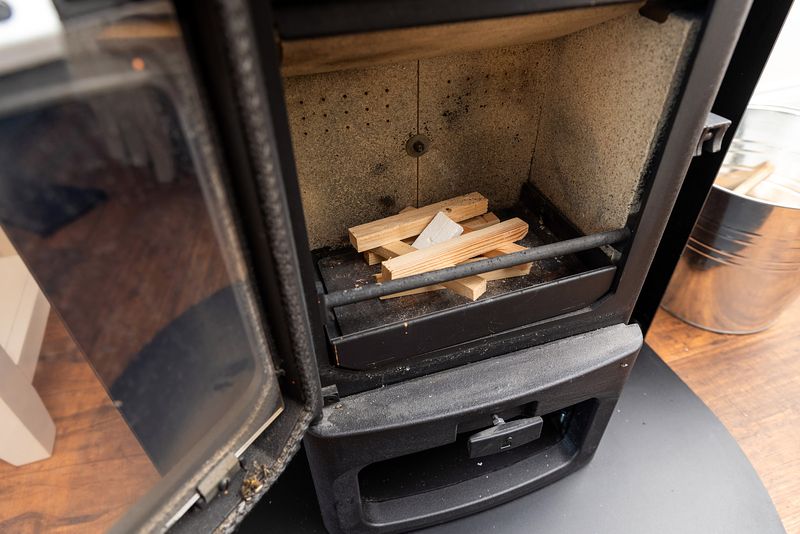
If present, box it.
[0,5,280,492]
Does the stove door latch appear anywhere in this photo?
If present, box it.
[467,414,544,458]
[694,112,731,157]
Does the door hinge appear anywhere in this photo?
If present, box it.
[694,112,731,157]
[196,453,242,505]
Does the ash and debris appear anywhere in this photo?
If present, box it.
[240,461,271,501]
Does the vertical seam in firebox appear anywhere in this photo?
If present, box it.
[416,59,420,207]
[527,53,549,182]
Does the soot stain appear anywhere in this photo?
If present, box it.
[438,83,475,127]
[372,162,387,176]
[379,195,396,212]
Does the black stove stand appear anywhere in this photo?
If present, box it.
[240,344,784,534]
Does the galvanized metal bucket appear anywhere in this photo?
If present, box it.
[662,106,800,334]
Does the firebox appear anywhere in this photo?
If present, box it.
[0,0,760,532]
[276,2,710,387]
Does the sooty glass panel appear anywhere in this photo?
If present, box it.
[0,7,281,487]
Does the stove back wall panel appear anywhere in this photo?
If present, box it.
[418,42,551,209]
[283,62,418,249]
[529,12,699,235]
[283,11,700,250]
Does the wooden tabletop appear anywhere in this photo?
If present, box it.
[648,297,800,534]
[1,299,798,533]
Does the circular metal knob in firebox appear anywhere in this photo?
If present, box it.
[406,134,429,157]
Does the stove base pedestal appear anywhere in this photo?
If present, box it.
[239,343,784,534]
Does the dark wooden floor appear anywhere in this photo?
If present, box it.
[1,298,798,533]
[0,315,159,533]
[649,297,800,534]
[0,101,247,531]
[1,100,231,387]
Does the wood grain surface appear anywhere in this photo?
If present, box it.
[0,315,159,534]
[6,178,231,387]
[380,217,527,279]
[648,297,800,534]
[348,192,488,252]
[280,2,641,76]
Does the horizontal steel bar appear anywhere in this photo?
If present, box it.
[322,228,630,309]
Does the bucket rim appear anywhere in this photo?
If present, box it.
[711,183,800,211]
[714,105,800,211]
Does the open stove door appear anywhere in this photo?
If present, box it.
[0,0,323,532]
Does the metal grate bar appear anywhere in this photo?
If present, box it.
[322,228,630,309]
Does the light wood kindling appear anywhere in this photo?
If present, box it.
[461,216,532,277]
[732,161,776,195]
[402,210,496,245]
[363,251,383,266]
[366,207,421,259]
[371,241,486,300]
[348,192,488,252]
[715,161,774,190]
[375,241,529,293]
[378,284,446,299]
[372,241,417,258]
[470,243,532,280]
[364,209,498,256]
[461,212,500,232]
[359,205,524,297]
[474,264,530,281]
[381,218,528,280]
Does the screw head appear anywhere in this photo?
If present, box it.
[405,134,430,157]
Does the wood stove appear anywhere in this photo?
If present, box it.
[253,5,733,531]
[0,0,772,532]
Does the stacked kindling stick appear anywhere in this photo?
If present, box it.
[347,192,531,301]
